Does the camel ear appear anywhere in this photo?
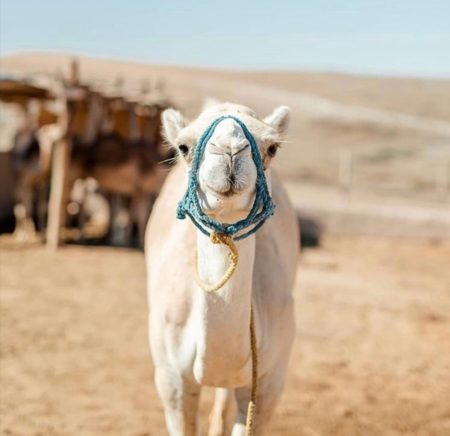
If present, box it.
[162,108,186,145]
[263,106,290,135]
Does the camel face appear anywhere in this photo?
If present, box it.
[197,117,258,223]
[162,102,291,224]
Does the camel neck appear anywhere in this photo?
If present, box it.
[192,230,256,386]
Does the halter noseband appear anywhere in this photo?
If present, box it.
[176,115,275,240]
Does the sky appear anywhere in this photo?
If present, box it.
[1,0,450,76]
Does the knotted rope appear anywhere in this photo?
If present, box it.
[246,306,258,436]
[178,116,275,435]
[193,232,239,292]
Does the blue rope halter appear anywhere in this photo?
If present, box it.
[176,115,275,240]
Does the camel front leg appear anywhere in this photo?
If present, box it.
[208,388,236,436]
[231,370,287,436]
[14,185,36,242]
[154,366,201,436]
[130,193,154,249]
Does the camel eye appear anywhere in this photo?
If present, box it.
[178,144,189,156]
[267,144,279,158]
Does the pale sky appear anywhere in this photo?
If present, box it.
[1,0,449,76]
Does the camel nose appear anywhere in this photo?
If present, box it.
[210,142,249,158]
[230,142,249,157]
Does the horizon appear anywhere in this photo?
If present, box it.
[1,1,450,78]
[2,50,450,81]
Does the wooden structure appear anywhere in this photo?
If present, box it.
[0,61,174,248]
[0,78,51,103]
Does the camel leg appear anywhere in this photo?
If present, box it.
[36,184,48,233]
[109,194,131,246]
[208,388,236,436]
[154,366,201,436]
[130,193,152,249]
[14,184,36,242]
[231,370,287,436]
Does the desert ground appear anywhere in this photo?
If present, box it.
[1,235,449,436]
[1,53,450,435]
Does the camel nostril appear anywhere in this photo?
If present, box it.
[229,173,235,185]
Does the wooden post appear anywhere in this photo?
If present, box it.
[46,138,71,249]
[339,149,353,197]
[141,79,151,97]
[109,195,131,247]
[115,76,124,95]
[69,58,80,85]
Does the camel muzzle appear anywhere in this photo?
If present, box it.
[176,115,275,241]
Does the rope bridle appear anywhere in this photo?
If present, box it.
[177,116,275,435]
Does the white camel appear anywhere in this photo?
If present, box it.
[145,102,299,435]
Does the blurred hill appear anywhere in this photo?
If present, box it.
[2,53,450,187]
[1,53,449,237]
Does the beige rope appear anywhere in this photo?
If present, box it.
[245,306,258,436]
[194,231,258,435]
[193,232,239,292]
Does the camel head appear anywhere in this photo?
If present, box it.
[162,102,290,224]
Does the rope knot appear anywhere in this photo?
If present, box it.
[193,231,239,293]
[210,231,228,245]
[211,231,239,267]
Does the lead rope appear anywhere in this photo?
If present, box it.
[193,232,239,292]
[193,231,258,436]
[245,305,258,436]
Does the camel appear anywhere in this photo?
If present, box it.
[145,102,299,435]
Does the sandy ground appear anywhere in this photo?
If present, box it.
[1,236,449,436]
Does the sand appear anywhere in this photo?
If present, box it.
[1,236,449,436]
[1,54,450,434]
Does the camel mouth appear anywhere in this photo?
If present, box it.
[198,181,255,223]
[204,183,244,199]
[221,188,236,198]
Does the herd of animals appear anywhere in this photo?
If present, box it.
[0,67,175,248]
